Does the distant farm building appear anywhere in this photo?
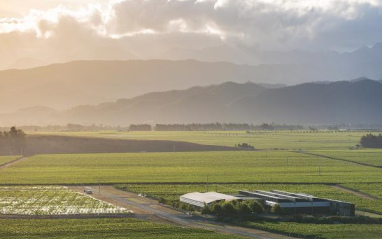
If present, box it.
[238,190,355,216]
[180,190,355,216]
[180,192,239,208]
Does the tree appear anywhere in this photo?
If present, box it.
[246,200,264,214]
[201,204,211,215]
[0,127,26,155]
[360,134,382,148]
[271,204,285,215]
[238,203,252,215]
[0,131,8,152]
[236,143,255,150]
[211,203,223,216]
[221,201,238,216]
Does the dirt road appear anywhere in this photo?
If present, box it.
[71,186,296,239]
[0,157,28,169]
[295,151,382,169]
[331,185,379,200]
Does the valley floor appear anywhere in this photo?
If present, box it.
[1,130,381,238]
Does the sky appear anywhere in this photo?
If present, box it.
[0,0,382,69]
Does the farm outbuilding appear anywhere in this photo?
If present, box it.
[180,192,239,208]
[238,190,355,216]
[180,190,355,216]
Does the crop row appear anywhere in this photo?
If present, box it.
[243,221,382,239]
[0,151,381,184]
[0,186,127,215]
[0,218,240,239]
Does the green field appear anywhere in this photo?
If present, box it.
[242,221,382,239]
[0,218,240,239]
[6,130,382,238]
[310,149,382,167]
[33,130,374,150]
[1,151,382,184]
[0,156,20,166]
[342,183,382,200]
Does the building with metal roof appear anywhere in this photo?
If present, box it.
[180,190,355,216]
[238,190,355,216]
[180,192,239,208]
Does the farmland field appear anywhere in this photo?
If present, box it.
[242,221,382,239]
[342,183,382,200]
[32,130,376,150]
[119,183,382,238]
[4,130,382,239]
[0,156,20,166]
[1,151,382,184]
[0,218,241,239]
[0,186,127,215]
[118,183,382,214]
[310,149,382,167]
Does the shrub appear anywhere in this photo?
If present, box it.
[236,143,255,150]
[201,205,211,215]
[180,203,188,210]
[205,200,265,218]
[212,203,223,216]
[238,203,252,215]
[271,204,285,215]
[246,200,264,214]
[186,204,195,212]
[158,197,166,204]
[221,202,238,216]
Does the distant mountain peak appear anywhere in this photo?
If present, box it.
[372,42,382,50]
[349,77,374,82]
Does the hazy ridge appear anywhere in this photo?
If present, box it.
[1,43,382,113]
[1,79,382,126]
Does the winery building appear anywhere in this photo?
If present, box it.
[239,190,355,216]
[180,190,355,216]
[180,192,239,208]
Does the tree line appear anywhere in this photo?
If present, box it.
[201,199,266,218]
[8,123,366,132]
[360,134,382,148]
[129,123,305,131]
[1,124,123,132]
[0,127,27,155]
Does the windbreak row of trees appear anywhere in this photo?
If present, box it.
[201,199,265,218]
[128,123,305,131]
[129,124,152,131]
[360,134,382,148]
[9,123,366,132]
[4,124,123,132]
[0,127,27,155]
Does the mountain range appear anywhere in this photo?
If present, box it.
[0,60,293,113]
[2,47,382,114]
[1,78,382,126]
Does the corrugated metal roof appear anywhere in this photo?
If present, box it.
[180,192,238,204]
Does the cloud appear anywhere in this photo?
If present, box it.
[0,0,381,68]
